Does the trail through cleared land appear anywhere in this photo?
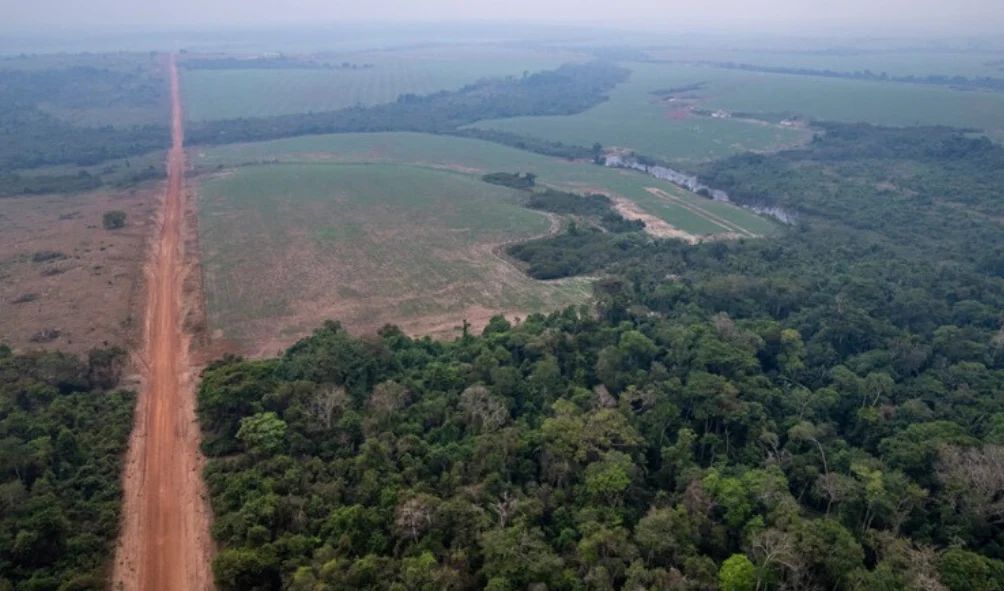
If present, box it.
[113,54,214,591]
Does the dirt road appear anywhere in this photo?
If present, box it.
[113,54,215,591]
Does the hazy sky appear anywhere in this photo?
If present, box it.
[7,0,1004,34]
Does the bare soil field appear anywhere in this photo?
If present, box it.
[0,189,156,354]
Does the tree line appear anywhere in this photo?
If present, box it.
[1,60,626,185]
[696,61,1004,92]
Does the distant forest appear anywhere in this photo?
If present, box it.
[0,61,627,178]
[0,64,170,173]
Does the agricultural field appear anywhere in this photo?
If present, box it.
[196,162,591,352]
[646,48,1004,77]
[696,68,1004,133]
[0,187,157,354]
[180,47,583,121]
[468,62,811,163]
[470,60,1004,161]
[194,132,774,351]
[192,131,775,237]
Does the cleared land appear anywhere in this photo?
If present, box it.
[181,48,580,121]
[645,48,1004,78]
[470,61,1004,161]
[468,62,812,163]
[696,68,1004,133]
[193,131,775,237]
[197,162,593,353]
[0,188,155,354]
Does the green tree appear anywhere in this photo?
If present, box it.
[719,554,756,591]
[102,210,126,230]
[236,412,288,457]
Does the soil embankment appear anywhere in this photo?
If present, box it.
[112,54,214,591]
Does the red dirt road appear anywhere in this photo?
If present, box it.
[113,54,215,591]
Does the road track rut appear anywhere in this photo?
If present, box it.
[112,54,215,591]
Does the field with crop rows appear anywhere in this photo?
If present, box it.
[467,62,811,163]
[645,48,1004,77]
[192,131,776,238]
[469,60,1004,161]
[197,162,592,351]
[180,49,579,121]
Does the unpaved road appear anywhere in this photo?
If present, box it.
[113,54,214,591]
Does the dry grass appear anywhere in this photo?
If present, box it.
[0,188,156,354]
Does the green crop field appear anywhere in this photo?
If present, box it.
[181,48,579,121]
[469,61,1004,161]
[192,131,776,238]
[197,162,593,350]
[695,68,1004,133]
[645,48,1004,77]
[467,62,811,163]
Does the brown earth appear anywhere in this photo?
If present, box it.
[0,188,156,354]
[112,54,215,591]
[609,196,700,243]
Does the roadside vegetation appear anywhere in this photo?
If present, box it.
[0,346,135,590]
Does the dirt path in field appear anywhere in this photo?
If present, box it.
[113,54,215,591]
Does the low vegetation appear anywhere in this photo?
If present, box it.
[102,210,127,230]
[0,346,135,590]
[197,163,590,348]
[701,61,1004,92]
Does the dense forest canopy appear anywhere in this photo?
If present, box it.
[0,346,135,590]
[194,121,1004,591]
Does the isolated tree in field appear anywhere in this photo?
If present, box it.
[102,210,126,230]
[592,142,604,164]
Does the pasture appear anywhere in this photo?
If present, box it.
[192,131,775,238]
[196,162,592,351]
[467,62,811,163]
[180,48,580,121]
[646,48,1004,77]
[470,60,1004,161]
[696,68,1004,133]
[0,187,156,353]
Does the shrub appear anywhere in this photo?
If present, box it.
[102,210,126,230]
